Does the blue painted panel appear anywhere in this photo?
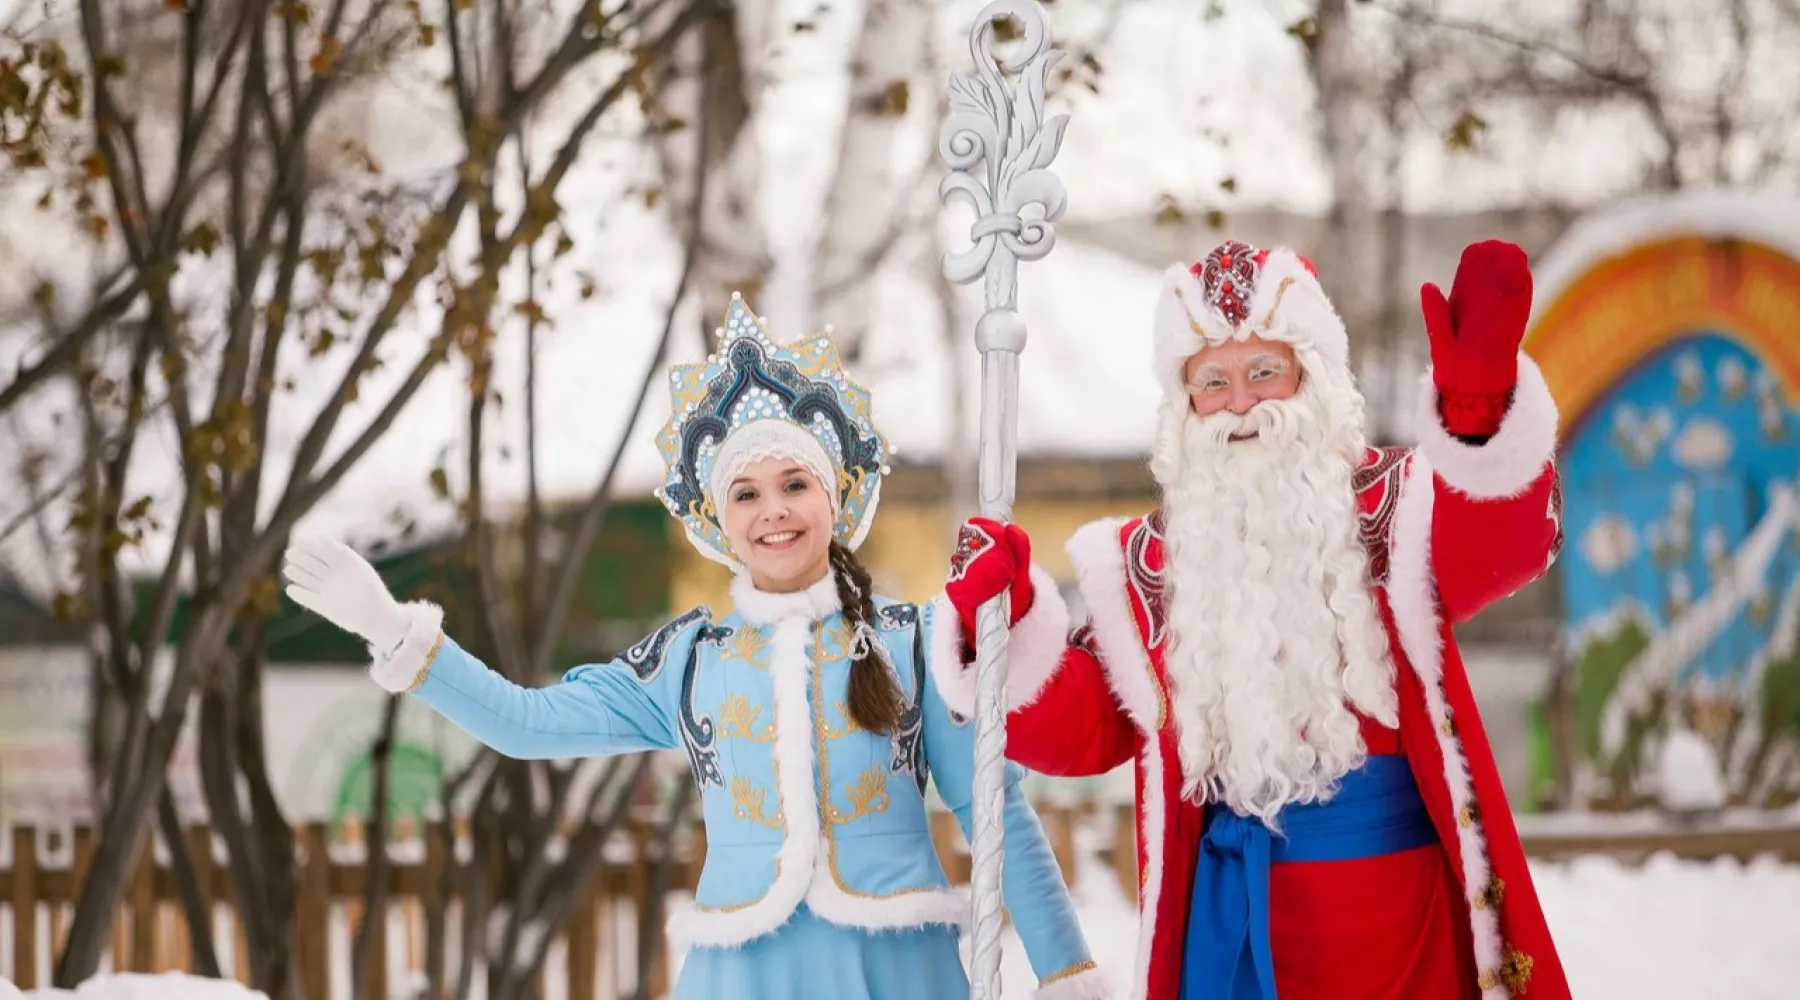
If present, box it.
[1560,332,1800,690]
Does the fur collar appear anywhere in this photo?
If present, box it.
[730,571,843,625]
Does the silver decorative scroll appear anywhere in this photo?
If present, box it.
[937,3,1068,998]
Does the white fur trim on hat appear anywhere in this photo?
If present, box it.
[1152,248,1350,401]
[706,420,839,514]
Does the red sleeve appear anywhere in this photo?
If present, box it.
[1005,643,1138,777]
[1430,465,1562,624]
[1411,354,1564,624]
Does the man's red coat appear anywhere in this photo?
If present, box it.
[934,360,1574,1000]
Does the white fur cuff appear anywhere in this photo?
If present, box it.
[1035,964,1114,1000]
[368,601,446,693]
[1415,353,1558,500]
[927,566,1072,719]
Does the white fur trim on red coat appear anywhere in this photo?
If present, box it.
[1033,963,1115,1000]
[1066,519,1162,732]
[369,601,447,693]
[1385,452,1508,1000]
[1066,517,1167,1000]
[1415,353,1558,500]
[1152,248,1351,401]
[925,565,1072,719]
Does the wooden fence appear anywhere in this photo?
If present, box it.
[0,817,701,999]
[0,806,1088,999]
[8,804,1792,998]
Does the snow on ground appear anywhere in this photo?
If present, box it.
[10,853,1799,999]
[14,852,1800,999]
[5,973,270,999]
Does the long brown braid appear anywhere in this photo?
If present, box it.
[828,540,905,734]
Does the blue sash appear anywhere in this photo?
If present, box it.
[1179,755,1438,1000]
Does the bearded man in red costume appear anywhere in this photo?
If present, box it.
[927,240,1572,1000]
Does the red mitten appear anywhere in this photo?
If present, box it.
[1421,239,1533,439]
[944,517,1036,647]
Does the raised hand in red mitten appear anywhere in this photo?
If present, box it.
[1421,239,1533,439]
[943,517,1036,650]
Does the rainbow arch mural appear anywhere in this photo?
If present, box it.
[1522,194,1800,810]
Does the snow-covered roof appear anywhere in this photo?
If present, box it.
[1530,190,1800,320]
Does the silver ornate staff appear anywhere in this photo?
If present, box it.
[938,2,1068,996]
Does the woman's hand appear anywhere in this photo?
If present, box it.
[282,538,410,653]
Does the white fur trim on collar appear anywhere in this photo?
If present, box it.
[1152,248,1350,402]
[1414,352,1559,500]
[368,601,446,693]
[1066,518,1162,733]
[730,572,843,625]
[925,565,1073,719]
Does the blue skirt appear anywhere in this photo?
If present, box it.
[673,904,969,1000]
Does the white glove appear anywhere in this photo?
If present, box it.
[282,538,410,653]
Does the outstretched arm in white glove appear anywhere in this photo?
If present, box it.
[281,538,688,760]
[283,539,411,658]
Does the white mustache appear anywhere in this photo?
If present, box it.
[1190,395,1309,449]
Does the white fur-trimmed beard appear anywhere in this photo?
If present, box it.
[1156,352,1400,829]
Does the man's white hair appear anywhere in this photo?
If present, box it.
[1155,348,1399,828]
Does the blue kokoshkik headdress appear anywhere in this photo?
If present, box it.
[653,293,892,571]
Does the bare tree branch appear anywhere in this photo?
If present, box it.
[0,273,142,415]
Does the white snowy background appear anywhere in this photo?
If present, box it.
[4,0,1800,997]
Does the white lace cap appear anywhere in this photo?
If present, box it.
[706,420,840,514]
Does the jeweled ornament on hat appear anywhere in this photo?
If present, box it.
[652,293,891,570]
[1192,238,1262,327]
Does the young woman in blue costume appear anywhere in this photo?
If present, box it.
[281,294,1111,1000]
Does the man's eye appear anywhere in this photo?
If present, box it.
[1250,368,1276,382]
[1201,380,1227,392]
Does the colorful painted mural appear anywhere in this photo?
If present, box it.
[1524,203,1800,809]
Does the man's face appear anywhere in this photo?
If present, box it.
[1181,336,1301,418]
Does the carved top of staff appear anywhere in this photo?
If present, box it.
[938,0,1070,295]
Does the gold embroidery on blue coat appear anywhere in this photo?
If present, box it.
[719,693,776,742]
[731,776,784,828]
[811,617,857,661]
[821,700,860,740]
[811,657,938,900]
[723,626,770,665]
[827,768,891,825]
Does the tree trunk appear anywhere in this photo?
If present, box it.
[648,0,771,336]
[812,0,933,354]
[1304,0,1381,415]
[352,697,403,1000]
[56,610,226,985]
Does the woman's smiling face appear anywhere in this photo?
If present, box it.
[719,458,835,592]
